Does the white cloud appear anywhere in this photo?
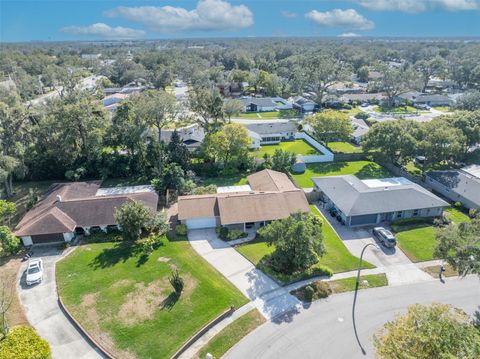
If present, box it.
[305,9,374,31]
[281,10,297,18]
[61,23,145,39]
[353,0,480,13]
[338,32,362,37]
[104,0,253,33]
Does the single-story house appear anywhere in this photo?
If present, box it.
[160,124,206,152]
[14,182,158,246]
[426,165,480,210]
[240,97,292,112]
[341,93,385,105]
[351,117,370,144]
[104,84,146,96]
[178,169,310,230]
[328,82,367,95]
[313,175,448,226]
[292,96,317,112]
[102,93,130,111]
[396,92,452,107]
[245,121,298,147]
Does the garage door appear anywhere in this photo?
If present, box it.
[31,233,64,244]
[350,214,378,226]
[185,217,217,229]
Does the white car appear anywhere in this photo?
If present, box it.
[26,259,43,286]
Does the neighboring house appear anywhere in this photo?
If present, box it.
[397,92,452,107]
[341,93,385,105]
[351,117,370,144]
[81,53,101,60]
[104,85,147,96]
[178,169,310,230]
[426,165,480,210]
[292,96,317,112]
[240,97,292,112]
[14,182,158,246]
[245,121,298,146]
[160,124,206,152]
[426,78,456,92]
[102,93,130,111]
[313,175,448,226]
[328,82,367,95]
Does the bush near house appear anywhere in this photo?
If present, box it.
[0,325,51,359]
[216,226,248,241]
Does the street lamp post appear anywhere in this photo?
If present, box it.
[352,242,380,355]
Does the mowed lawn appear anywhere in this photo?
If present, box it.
[253,140,320,158]
[57,238,247,359]
[236,205,373,278]
[291,161,392,188]
[238,111,280,119]
[328,141,363,154]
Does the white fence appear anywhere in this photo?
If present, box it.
[295,132,334,163]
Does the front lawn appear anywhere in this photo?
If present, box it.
[236,205,373,284]
[253,140,321,158]
[238,110,299,120]
[395,226,437,262]
[196,309,265,359]
[444,207,471,224]
[290,161,391,188]
[328,141,363,154]
[56,238,247,359]
[373,105,421,114]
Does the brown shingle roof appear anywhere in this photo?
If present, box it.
[14,182,158,237]
[178,169,309,225]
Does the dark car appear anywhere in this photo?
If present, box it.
[372,227,397,248]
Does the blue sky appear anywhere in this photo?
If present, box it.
[1,0,480,42]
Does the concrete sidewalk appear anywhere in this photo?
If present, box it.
[18,246,104,359]
[188,229,301,320]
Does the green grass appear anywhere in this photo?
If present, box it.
[395,226,438,262]
[253,140,321,157]
[372,105,420,114]
[290,161,392,188]
[199,174,248,187]
[444,207,471,224]
[196,309,265,359]
[236,205,373,283]
[328,142,363,154]
[340,107,362,116]
[56,238,247,359]
[432,106,451,112]
[239,111,279,119]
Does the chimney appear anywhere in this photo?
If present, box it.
[56,195,62,202]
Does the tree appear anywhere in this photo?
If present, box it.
[357,65,370,83]
[306,110,353,146]
[447,111,480,158]
[270,150,296,173]
[296,55,349,108]
[189,87,225,132]
[420,121,465,165]
[374,303,480,359]
[222,99,244,121]
[167,130,191,171]
[415,57,446,92]
[434,218,480,277]
[362,120,419,166]
[151,163,194,195]
[0,226,21,257]
[201,123,251,169]
[0,201,15,226]
[379,66,419,107]
[0,325,51,359]
[455,91,480,111]
[114,202,153,241]
[258,212,324,273]
[0,272,15,338]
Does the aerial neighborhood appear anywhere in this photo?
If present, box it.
[1,4,480,359]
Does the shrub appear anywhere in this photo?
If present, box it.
[469,208,478,219]
[88,227,103,235]
[355,112,370,120]
[175,224,188,237]
[191,184,217,195]
[343,104,352,110]
[139,235,163,254]
[147,211,169,236]
[304,285,315,301]
[216,226,247,241]
[106,226,121,235]
[169,269,184,294]
[0,325,51,359]
[0,226,21,256]
[312,281,332,299]
[84,232,122,243]
[454,201,463,208]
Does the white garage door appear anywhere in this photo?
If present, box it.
[186,217,217,229]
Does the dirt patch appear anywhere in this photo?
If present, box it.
[0,256,29,327]
[117,279,171,326]
[77,293,136,359]
[157,256,171,263]
[111,279,133,289]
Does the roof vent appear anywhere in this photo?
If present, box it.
[56,194,62,202]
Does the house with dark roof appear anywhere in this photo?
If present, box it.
[14,182,158,245]
[313,175,448,226]
[178,169,309,230]
[160,124,205,152]
[245,121,298,147]
[426,165,480,210]
[292,96,317,112]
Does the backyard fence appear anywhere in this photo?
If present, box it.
[295,132,334,163]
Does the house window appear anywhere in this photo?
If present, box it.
[396,212,402,218]
[413,209,419,217]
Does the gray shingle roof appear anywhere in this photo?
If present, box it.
[241,97,276,107]
[245,121,297,136]
[427,170,480,207]
[313,175,448,216]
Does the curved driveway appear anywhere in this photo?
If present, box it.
[226,276,480,359]
[18,246,104,359]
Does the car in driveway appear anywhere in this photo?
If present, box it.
[372,227,397,248]
[26,258,43,285]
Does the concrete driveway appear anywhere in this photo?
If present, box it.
[188,229,301,320]
[317,206,432,286]
[18,246,104,359]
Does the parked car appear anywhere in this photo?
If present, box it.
[372,227,397,248]
[26,259,43,286]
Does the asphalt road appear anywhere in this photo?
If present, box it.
[226,276,480,359]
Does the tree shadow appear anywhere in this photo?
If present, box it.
[308,162,347,175]
[356,163,390,179]
[473,306,480,326]
[89,241,153,269]
[159,291,180,311]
